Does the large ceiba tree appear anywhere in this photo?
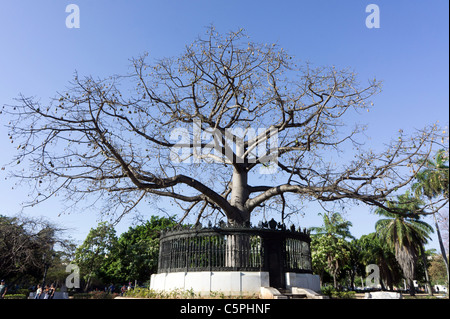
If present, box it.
[3,27,447,226]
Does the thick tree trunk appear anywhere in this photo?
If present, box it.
[408,278,416,296]
[84,275,92,292]
[333,273,338,289]
[350,268,355,290]
[222,166,254,268]
[228,166,250,226]
[433,214,450,293]
[420,245,433,295]
[332,260,339,289]
[395,243,417,296]
[225,234,251,268]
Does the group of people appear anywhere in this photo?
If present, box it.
[0,280,56,299]
[34,283,56,299]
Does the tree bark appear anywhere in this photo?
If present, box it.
[395,243,417,296]
[225,234,251,268]
[228,167,250,225]
[433,214,450,293]
[420,245,433,295]
[408,278,416,296]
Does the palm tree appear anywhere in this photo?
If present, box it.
[311,212,354,240]
[375,193,434,296]
[412,149,449,291]
[413,149,449,199]
[358,233,402,291]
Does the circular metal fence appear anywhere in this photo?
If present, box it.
[157,220,312,274]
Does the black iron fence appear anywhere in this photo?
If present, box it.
[157,219,312,274]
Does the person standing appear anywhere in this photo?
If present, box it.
[0,280,7,299]
[47,284,56,299]
[43,285,50,299]
[34,284,42,299]
[108,283,115,294]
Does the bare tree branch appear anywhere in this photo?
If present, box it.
[3,26,447,225]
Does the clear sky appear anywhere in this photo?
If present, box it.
[0,1,448,249]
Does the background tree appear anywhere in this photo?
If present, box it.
[345,239,365,290]
[413,149,449,199]
[310,212,354,240]
[412,148,449,291]
[104,216,177,284]
[415,248,436,294]
[3,26,446,228]
[428,254,448,289]
[74,222,118,291]
[311,235,350,289]
[0,214,72,286]
[73,216,177,288]
[311,212,353,288]
[438,210,449,252]
[358,233,402,290]
[44,250,77,289]
[375,193,434,296]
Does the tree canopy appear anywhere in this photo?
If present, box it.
[375,193,434,295]
[3,26,447,226]
[73,216,176,289]
[0,214,72,284]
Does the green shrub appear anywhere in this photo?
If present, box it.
[124,287,199,299]
[320,285,335,297]
[16,289,31,295]
[320,286,356,299]
[123,287,257,299]
[4,294,27,299]
[72,291,118,299]
[334,290,356,299]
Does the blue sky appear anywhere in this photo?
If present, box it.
[0,1,448,249]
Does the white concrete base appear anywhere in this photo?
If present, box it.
[260,286,328,299]
[150,271,269,296]
[150,271,321,296]
[259,287,288,299]
[291,287,328,299]
[365,291,403,299]
[285,272,321,293]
